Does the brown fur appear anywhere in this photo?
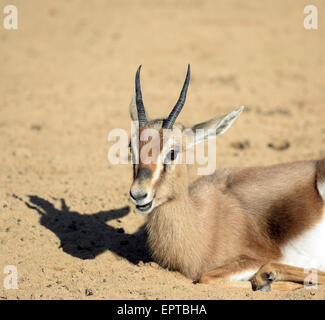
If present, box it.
[317,159,325,187]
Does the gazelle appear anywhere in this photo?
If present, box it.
[128,64,325,291]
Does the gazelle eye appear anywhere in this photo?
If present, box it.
[165,149,177,163]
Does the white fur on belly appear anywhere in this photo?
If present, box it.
[280,207,325,271]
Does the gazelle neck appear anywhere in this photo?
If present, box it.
[146,164,208,279]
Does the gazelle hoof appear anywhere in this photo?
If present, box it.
[252,282,271,292]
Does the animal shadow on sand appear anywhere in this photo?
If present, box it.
[23,195,151,264]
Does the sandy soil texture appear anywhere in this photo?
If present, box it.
[1,0,325,300]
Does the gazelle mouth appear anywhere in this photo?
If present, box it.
[136,200,153,213]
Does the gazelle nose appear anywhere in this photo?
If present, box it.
[130,190,148,202]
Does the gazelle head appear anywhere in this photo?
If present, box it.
[129,65,244,214]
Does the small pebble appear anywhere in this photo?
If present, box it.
[31,124,42,131]
[231,140,250,150]
[85,288,93,296]
[268,139,290,151]
[148,262,160,269]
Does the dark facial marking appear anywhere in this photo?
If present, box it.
[136,167,152,182]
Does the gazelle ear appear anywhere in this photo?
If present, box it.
[187,106,244,146]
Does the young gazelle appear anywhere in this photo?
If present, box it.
[129,65,325,291]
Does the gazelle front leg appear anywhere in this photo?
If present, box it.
[252,262,325,291]
[199,256,305,291]
[199,255,263,289]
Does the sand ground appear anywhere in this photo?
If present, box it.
[1,0,325,299]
